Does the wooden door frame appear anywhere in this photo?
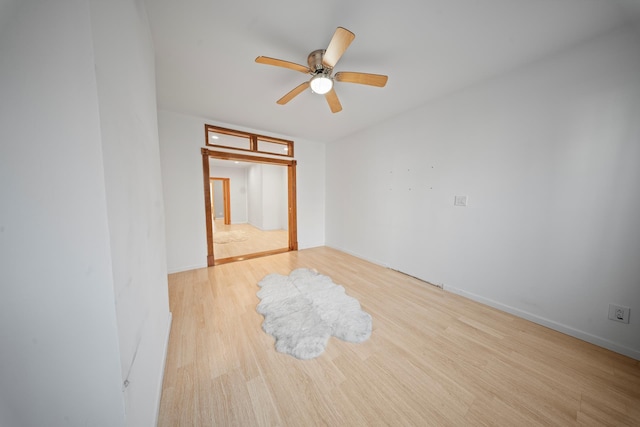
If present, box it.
[201,148,298,266]
[210,177,231,225]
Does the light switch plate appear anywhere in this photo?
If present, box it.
[454,195,468,207]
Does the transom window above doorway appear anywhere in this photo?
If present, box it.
[205,124,294,158]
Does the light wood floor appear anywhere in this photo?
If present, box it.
[213,219,288,260]
[158,247,640,426]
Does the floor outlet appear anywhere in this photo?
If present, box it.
[608,304,630,324]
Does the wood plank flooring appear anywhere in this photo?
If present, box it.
[213,219,288,260]
[158,247,640,426]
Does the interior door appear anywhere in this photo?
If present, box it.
[210,177,230,224]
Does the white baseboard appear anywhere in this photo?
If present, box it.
[167,263,207,274]
[298,241,324,250]
[325,244,390,269]
[444,285,640,361]
[154,311,173,426]
[323,247,639,361]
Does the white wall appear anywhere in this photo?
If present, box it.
[89,0,172,425]
[279,165,289,231]
[326,26,640,360]
[0,1,125,426]
[261,164,287,231]
[247,164,264,228]
[0,1,171,425]
[213,180,224,218]
[158,110,326,273]
[210,164,249,223]
[246,164,288,231]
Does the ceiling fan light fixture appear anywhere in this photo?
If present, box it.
[310,74,333,95]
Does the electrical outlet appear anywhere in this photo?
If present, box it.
[608,304,630,324]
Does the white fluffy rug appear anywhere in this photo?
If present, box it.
[256,268,372,360]
[213,230,248,244]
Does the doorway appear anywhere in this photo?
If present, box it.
[201,148,298,266]
[210,177,230,225]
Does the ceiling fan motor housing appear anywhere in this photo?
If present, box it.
[308,49,330,74]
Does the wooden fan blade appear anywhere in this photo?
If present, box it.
[322,27,355,69]
[255,56,311,74]
[324,88,342,113]
[334,71,388,87]
[277,81,310,105]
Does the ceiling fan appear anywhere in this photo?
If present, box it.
[255,27,388,113]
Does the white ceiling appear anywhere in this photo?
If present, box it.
[145,0,639,143]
